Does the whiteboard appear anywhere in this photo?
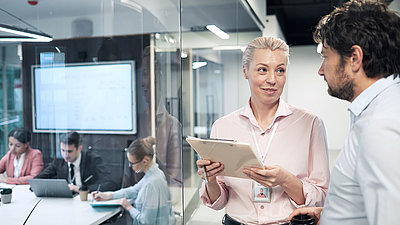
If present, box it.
[31,61,136,134]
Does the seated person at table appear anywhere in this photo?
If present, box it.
[93,136,175,225]
[0,127,43,184]
[36,131,117,192]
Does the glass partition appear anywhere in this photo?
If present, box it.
[0,45,23,155]
[180,1,261,223]
[0,0,261,224]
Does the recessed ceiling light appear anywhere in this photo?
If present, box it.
[206,25,230,40]
[0,24,52,42]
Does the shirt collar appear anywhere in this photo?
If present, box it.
[14,152,26,164]
[240,98,292,130]
[69,152,82,168]
[146,162,159,175]
[348,74,400,117]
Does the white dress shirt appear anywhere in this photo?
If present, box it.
[320,75,400,225]
[68,153,82,186]
[13,153,25,178]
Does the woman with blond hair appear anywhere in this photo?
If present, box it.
[196,36,330,224]
[93,136,175,225]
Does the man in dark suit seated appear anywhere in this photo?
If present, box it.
[36,132,117,192]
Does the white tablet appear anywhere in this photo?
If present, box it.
[186,136,264,179]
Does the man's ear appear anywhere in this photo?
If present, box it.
[142,156,150,164]
[243,65,248,79]
[78,145,83,152]
[350,45,363,72]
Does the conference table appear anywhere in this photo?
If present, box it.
[0,185,122,225]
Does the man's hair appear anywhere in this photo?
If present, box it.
[60,131,81,149]
[313,0,400,79]
[126,136,155,161]
[8,127,31,144]
[242,36,289,71]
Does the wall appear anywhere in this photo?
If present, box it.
[286,45,350,152]
[219,45,349,153]
[389,0,400,11]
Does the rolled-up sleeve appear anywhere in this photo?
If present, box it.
[290,117,330,208]
[199,176,229,210]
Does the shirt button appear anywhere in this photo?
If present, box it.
[260,205,264,209]
[261,132,265,136]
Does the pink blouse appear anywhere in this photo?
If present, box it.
[200,99,330,224]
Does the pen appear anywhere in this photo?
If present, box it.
[200,157,208,184]
[83,175,93,184]
[96,184,101,193]
[203,167,209,184]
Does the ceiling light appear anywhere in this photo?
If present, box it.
[0,24,52,42]
[213,45,246,51]
[181,52,188,58]
[120,0,143,13]
[192,62,207,69]
[206,25,229,40]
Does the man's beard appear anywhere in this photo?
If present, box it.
[327,65,355,101]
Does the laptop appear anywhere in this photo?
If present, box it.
[28,179,78,198]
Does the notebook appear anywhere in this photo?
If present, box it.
[28,179,78,198]
[91,199,122,207]
[91,198,134,207]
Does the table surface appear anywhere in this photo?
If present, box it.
[0,185,122,225]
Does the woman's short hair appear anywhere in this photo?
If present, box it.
[8,127,31,144]
[242,36,289,70]
[127,136,156,160]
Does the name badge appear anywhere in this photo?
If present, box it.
[252,181,271,203]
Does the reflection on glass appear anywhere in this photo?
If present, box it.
[155,102,182,186]
[124,44,182,221]
[0,54,23,156]
[152,46,182,188]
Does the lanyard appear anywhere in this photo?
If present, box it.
[249,118,280,163]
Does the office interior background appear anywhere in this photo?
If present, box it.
[0,0,399,224]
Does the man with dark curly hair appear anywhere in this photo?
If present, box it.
[289,0,400,224]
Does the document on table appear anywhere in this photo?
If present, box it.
[91,199,122,207]
[91,199,133,207]
[186,136,264,179]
